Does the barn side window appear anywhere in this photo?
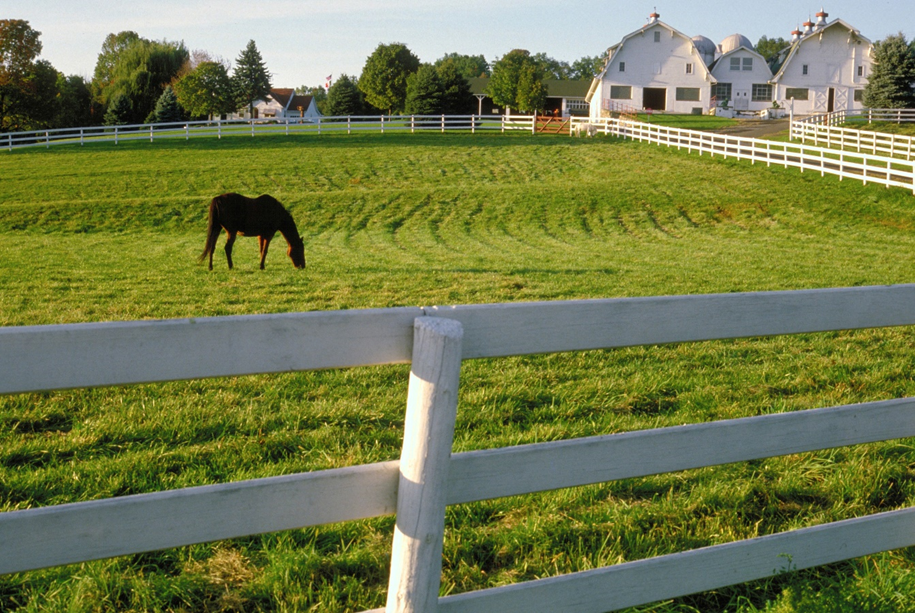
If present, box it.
[654,31,661,42]
[619,61,626,72]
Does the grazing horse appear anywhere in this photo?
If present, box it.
[199,193,306,270]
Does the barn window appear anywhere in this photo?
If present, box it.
[730,57,741,71]
[785,87,809,100]
[854,89,864,102]
[676,87,700,101]
[857,65,864,77]
[712,83,732,101]
[610,85,632,99]
[654,31,661,42]
[742,57,753,71]
[802,64,809,75]
[619,61,626,72]
[686,63,693,74]
[751,84,773,102]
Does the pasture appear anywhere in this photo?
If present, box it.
[3,131,915,612]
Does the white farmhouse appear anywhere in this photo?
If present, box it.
[587,11,714,117]
[708,35,775,113]
[770,10,873,114]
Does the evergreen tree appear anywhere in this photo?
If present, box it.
[103,92,132,125]
[404,64,444,115]
[864,33,915,109]
[149,86,183,123]
[436,58,473,114]
[358,43,420,114]
[324,74,364,116]
[233,40,272,117]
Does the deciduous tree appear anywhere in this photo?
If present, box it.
[174,60,234,119]
[0,19,48,131]
[487,49,548,113]
[358,43,420,114]
[434,53,489,79]
[436,58,473,114]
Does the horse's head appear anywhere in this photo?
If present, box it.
[288,242,306,269]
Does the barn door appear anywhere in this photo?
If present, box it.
[643,88,667,111]
[734,90,749,111]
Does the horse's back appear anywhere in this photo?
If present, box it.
[213,193,286,237]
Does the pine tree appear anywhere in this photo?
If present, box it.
[149,86,184,123]
[103,92,132,125]
[232,40,272,117]
[404,65,444,115]
[324,74,364,117]
[436,59,473,115]
[863,33,915,109]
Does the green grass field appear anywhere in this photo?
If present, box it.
[3,131,915,612]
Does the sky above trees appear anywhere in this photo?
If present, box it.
[8,0,909,90]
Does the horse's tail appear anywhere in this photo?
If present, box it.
[198,197,221,263]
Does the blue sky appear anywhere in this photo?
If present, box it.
[7,1,911,88]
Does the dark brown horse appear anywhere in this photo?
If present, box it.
[199,193,306,270]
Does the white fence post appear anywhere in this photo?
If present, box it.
[386,316,464,613]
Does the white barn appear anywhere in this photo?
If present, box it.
[587,12,714,117]
[770,10,873,114]
[708,36,775,113]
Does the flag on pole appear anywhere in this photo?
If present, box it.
[324,75,332,91]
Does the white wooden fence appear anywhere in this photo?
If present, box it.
[572,116,915,194]
[5,286,915,612]
[791,111,915,161]
[2,115,537,151]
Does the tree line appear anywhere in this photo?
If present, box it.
[3,18,915,134]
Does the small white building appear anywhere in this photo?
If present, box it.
[587,11,715,117]
[235,89,321,120]
[708,36,775,113]
[770,10,873,114]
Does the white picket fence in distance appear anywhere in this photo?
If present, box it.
[5,286,915,612]
[1,115,538,151]
[572,115,915,194]
[792,111,915,161]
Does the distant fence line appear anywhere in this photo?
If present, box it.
[571,115,915,194]
[792,110,915,162]
[1,115,538,151]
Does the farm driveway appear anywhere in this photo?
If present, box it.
[712,118,790,139]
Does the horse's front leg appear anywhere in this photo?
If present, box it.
[258,235,272,270]
[224,231,237,269]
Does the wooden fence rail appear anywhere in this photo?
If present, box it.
[1,115,538,152]
[573,116,915,194]
[4,285,915,611]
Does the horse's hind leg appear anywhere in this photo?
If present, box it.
[258,236,271,270]
[224,231,237,269]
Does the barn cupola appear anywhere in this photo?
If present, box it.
[802,18,814,35]
[648,9,660,24]
[791,26,802,42]
[815,8,829,28]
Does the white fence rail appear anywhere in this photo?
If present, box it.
[791,111,915,161]
[1,115,537,151]
[5,285,915,612]
[573,116,915,194]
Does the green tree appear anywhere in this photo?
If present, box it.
[570,55,605,80]
[756,36,790,66]
[92,31,141,105]
[436,58,473,114]
[487,49,548,113]
[103,91,132,125]
[148,85,183,123]
[52,73,95,128]
[404,64,444,115]
[174,60,234,119]
[232,40,272,117]
[0,19,46,131]
[434,53,489,79]
[864,33,915,109]
[324,74,364,116]
[532,52,572,79]
[358,42,420,114]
